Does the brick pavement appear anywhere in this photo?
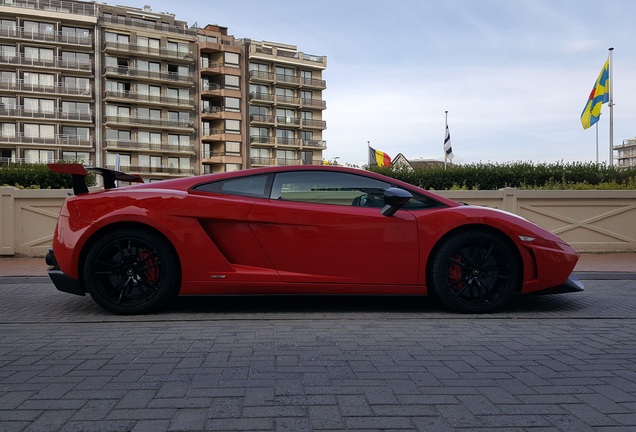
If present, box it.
[0,278,636,431]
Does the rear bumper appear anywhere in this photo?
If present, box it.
[45,248,85,296]
[529,273,584,296]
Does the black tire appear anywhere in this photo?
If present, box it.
[429,230,521,313]
[83,228,180,314]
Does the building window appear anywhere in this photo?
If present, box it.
[105,129,130,142]
[167,88,189,100]
[0,71,16,84]
[23,21,54,34]
[1,123,16,137]
[23,98,54,113]
[106,153,131,169]
[225,75,239,89]
[168,134,190,149]
[105,32,130,44]
[137,60,160,72]
[139,131,161,144]
[0,45,16,60]
[24,149,54,163]
[62,126,89,139]
[224,52,239,65]
[138,107,161,119]
[226,142,240,155]
[276,149,296,164]
[24,46,54,62]
[62,101,90,114]
[23,72,54,87]
[225,120,240,134]
[225,97,240,112]
[276,129,295,145]
[0,96,16,109]
[251,148,269,164]
[139,155,161,167]
[301,151,314,165]
[23,124,55,138]
[137,36,160,51]
[62,151,89,163]
[64,76,90,93]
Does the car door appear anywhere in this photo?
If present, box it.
[247,170,419,285]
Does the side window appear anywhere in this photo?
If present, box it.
[271,171,391,206]
[192,174,272,198]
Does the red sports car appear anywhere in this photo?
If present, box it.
[46,164,583,314]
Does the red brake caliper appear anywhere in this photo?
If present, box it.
[448,254,464,293]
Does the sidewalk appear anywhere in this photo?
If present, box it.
[1,253,635,277]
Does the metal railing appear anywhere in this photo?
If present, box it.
[0,0,97,16]
[104,164,195,175]
[0,133,93,146]
[105,90,192,107]
[0,52,92,71]
[0,106,92,121]
[103,41,192,60]
[104,66,193,84]
[0,26,92,46]
[104,139,195,153]
[104,115,194,129]
[0,79,91,96]
[99,14,196,36]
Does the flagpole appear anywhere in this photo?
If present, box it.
[608,47,614,166]
[595,122,599,164]
[444,111,448,170]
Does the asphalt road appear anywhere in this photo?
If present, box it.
[1,277,635,432]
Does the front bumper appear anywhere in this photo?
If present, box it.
[45,248,85,296]
[529,273,584,296]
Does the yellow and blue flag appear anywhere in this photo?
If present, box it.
[580,59,609,130]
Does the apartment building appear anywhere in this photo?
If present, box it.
[246,40,327,168]
[0,0,97,166]
[615,139,636,169]
[98,3,198,180]
[0,0,327,178]
[197,24,246,174]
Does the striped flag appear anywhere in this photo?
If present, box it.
[368,146,391,167]
[444,123,453,160]
[580,59,610,130]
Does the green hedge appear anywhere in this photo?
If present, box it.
[369,162,636,190]
[0,163,95,189]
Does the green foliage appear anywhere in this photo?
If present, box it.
[368,162,636,190]
[0,163,96,189]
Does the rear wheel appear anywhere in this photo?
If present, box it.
[83,228,180,314]
[430,231,521,313]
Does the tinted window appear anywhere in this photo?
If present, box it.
[271,171,391,207]
[192,174,271,198]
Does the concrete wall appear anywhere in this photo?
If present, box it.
[1,186,635,256]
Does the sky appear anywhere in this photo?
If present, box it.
[121,0,636,166]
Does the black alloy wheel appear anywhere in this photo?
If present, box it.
[83,228,180,314]
[430,231,521,313]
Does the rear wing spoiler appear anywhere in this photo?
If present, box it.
[48,163,144,195]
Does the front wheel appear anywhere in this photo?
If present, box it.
[429,231,521,313]
[83,228,180,314]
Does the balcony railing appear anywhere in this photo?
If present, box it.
[275,95,300,106]
[200,60,240,71]
[0,26,92,46]
[104,66,193,84]
[276,116,300,126]
[0,52,92,71]
[99,14,196,36]
[0,79,91,96]
[105,90,192,107]
[0,106,92,121]
[250,114,275,123]
[105,115,194,129]
[276,74,300,86]
[103,41,193,60]
[301,77,326,88]
[301,98,327,109]
[301,119,326,129]
[249,70,274,81]
[250,136,276,145]
[249,92,275,103]
[0,0,97,16]
[302,140,327,149]
[105,139,195,154]
[0,133,93,147]
[105,164,195,176]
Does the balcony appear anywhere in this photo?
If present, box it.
[275,94,301,106]
[0,27,92,47]
[301,118,326,129]
[301,98,326,110]
[104,66,193,85]
[105,164,195,176]
[201,61,241,75]
[0,53,92,71]
[249,92,275,104]
[201,151,243,165]
[0,0,97,16]
[276,73,300,86]
[105,139,195,154]
[0,132,93,147]
[103,41,193,61]
[104,115,194,130]
[250,114,275,125]
[301,77,326,89]
[99,14,196,36]
[302,140,327,150]
[276,116,300,127]
[105,90,192,108]
[250,135,276,146]
[0,106,92,122]
[249,70,274,83]
[0,79,92,96]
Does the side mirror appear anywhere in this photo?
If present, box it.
[381,187,413,217]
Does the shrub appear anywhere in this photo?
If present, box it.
[0,163,96,189]
[368,161,636,190]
